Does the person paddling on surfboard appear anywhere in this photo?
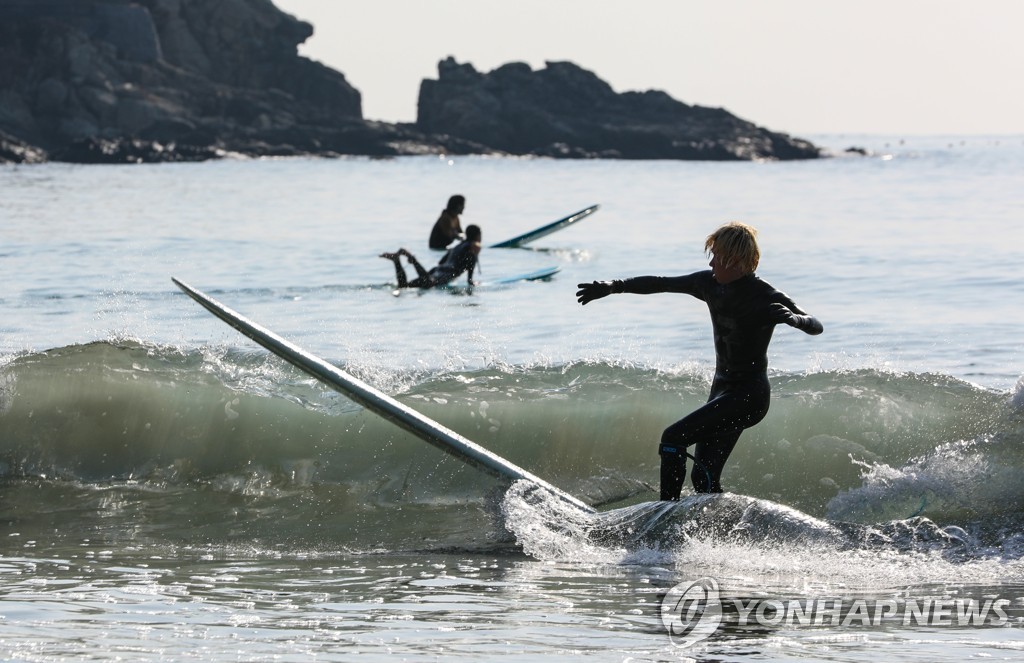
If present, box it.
[428,194,466,250]
[575,222,823,501]
[382,224,482,289]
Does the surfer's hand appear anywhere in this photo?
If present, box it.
[576,281,613,305]
[766,303,797,326]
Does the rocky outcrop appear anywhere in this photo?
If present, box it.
[417,58,819,160]
[0,0,484,163]
[0,1,818,164]
[0,129,48,163]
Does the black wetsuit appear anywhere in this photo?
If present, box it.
[429,210,462,250]
[614,271,822,499]
[408,239,477,288]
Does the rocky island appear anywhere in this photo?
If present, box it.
[0,0,819,164]
[418,57,818,161]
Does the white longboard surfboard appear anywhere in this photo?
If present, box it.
[172,278,594,513]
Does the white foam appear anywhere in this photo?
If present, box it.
[1010,375,1024,411]
[827,435,1024,523]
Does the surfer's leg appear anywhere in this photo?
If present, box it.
[658,449,687,501]
[400,248,431,281]
[658,375,769,498]
[381,252,410,287]
[658,390,731,500]
[687,375,770,493]
[690,432,742,493]
[659,418,733,498]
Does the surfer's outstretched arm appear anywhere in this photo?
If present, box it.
[576,275,700,305]
[766,302,824,335]
[576,280,614,304]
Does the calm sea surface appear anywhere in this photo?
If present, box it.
[2,135,1024,661]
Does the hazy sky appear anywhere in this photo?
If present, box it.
[273,0,1023,136]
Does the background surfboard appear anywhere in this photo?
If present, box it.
[489,204,599,248]
[485,265,560,285]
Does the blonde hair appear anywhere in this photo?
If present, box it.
[705,222,760,274]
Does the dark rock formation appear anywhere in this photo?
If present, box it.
[0,1,818,164]
[0,129,48,163]
[417,58,819,160]
[0,0,482,163]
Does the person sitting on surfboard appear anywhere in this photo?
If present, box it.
[382,224,481,288]
[428,194,466,250]
[575,222,823,501]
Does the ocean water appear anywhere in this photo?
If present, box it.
[2,135,1024,661]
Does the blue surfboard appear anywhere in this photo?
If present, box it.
[437,266,560,291]
[489,204,599,248]
[487,266,560,285]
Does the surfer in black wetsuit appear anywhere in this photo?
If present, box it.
[428,195,466,250]
[381,224,481,289]
[575,222,823,500]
